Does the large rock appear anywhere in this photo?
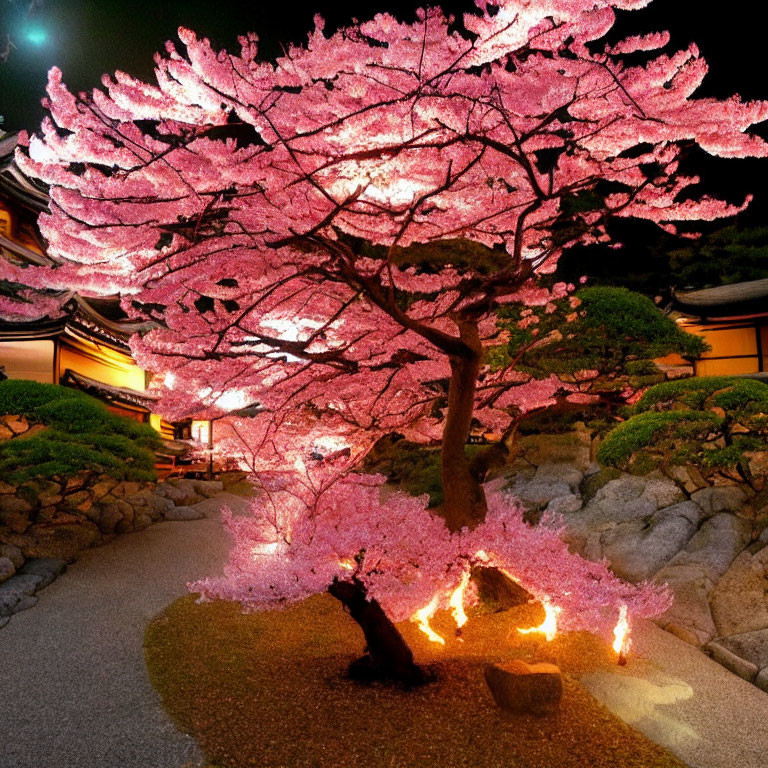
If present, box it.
[546,494,583,515]
[0,556,15,584]
[90,478,118,501]
[516,432,591,470]
[690,486,748,517]
[532,463,584,493]
[579,466,622,504]
[639,477,685,510]
[19,558,67,589]
[706,640,759,682]
[711,629,768,676]
[0,543,23,569]
[654,564,718,647]
[663,513,751,584]
[156,480,203,507]
[18,522,100,562]
[600,501,701,582]
[193,479,224,498]
[0,494,33,519]
[148,492,175,515]
[484,660,562,714]
[514,480,572,508]
[710,546,768,637]
[0,573,44,616]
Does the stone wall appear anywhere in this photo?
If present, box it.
[0,476,223,580]
[506,453,768,693]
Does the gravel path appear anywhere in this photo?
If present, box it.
[4,489,768,768]
[579,618,768,768]
[0,492,246,768]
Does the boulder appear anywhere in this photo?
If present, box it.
[484,660,562,715]
[0,494,33,517]
[711,629,768,677]
[97,503,124,535]
[706,640,759,682]
[601,502,701,582]
[114,500,137,534]
[156,481,203,507]
[148,492,175,515]
[516,431,591,470]
[663,513,751,584]
[546,494,583,515]
[18,558,67,589]
[0,543,24,569]
[579,466,622,503]
[163,505,205,521]
[90,478,118,500]
[690,486,748,517]
[755,667,768,694]
[562,492,657,556]
[666,465,708,495]
[193,479,224,498]
[64,490,92,512]
[0,556,15,583]
[532,463,584,492]
[111,481,142,499]
[514,480,572,508]
[654,563,717,647]
[0,481,17,494]
[133,512,153,530]
[639,477,685,510]
[710,546,768,637]
[19,522,100,562]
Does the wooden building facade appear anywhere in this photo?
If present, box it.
[0,131,176,439]
[673,279,768,377]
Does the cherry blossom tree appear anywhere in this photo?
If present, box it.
[13,0,768,529]
[190,419,670,683]
[7,0,768,681]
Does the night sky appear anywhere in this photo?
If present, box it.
[2,0,767,241]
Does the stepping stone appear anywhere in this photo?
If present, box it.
[484,660,562,715]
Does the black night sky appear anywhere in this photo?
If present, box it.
[2,0,768,288]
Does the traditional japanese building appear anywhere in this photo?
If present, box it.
[0,131,176,439]
[672,279,768,377]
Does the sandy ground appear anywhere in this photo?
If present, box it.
[3,487,768,768]
[0,492,246,768]
[579,618,768,768]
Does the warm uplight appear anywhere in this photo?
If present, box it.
[613,603,631,665]
[518,597,561,642]
[412,595,446,646]
[448,570,470,633]
[338,558,356,571]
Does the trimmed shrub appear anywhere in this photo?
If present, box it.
[0,380,162,483]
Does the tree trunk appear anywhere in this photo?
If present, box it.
[328,579,429,687]
[441,319,487,532]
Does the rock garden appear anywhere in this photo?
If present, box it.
[0,379,226,626]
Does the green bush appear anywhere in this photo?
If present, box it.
[597,410,722,470]
[599,376,768,482]
[634,376,768,414]
[0,380,162,483]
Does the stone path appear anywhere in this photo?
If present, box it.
[579,618,768,768]
[0,492,245,768]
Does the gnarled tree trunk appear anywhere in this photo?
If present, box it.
[328,578,429,687]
